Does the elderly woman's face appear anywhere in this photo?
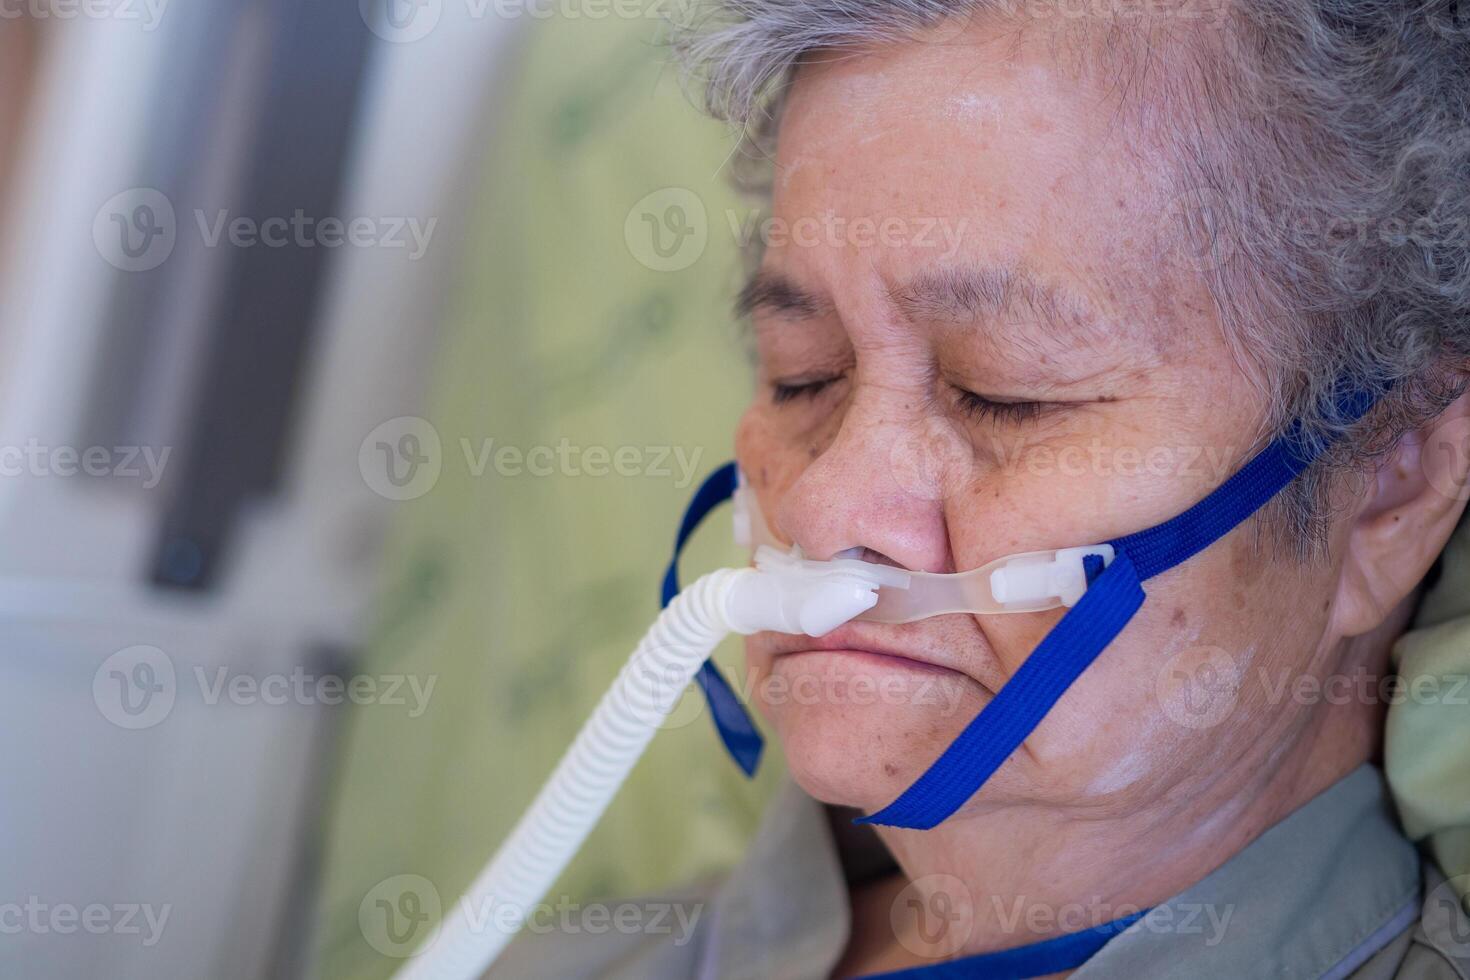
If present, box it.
[735,31,1352,814]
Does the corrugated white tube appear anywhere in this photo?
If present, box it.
[393,558,884,980]
[392,568,752,980]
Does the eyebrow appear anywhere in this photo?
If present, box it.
[887,265,1106,342]
[737,263,1110,345]
[735,272,831,320]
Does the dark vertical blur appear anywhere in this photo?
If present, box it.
[144,0,373,590]
[0,2,517,977]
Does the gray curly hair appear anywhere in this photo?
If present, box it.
[673,0,1470,550]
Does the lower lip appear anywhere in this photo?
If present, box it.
[777,648,957,675]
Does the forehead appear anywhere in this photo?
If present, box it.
[767,25,1192,330]
[775,23,1168,202]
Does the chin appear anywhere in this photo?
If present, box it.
[755,651,982,811]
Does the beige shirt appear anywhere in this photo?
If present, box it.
[490,764,1470,979]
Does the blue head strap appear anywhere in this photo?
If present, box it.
[860,906,1149,979]
[661,460,764,775]
[663,386,1378,826]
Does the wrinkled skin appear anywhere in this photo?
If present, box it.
[731,20,1470,975]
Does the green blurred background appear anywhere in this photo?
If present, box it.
[311,15,785,980]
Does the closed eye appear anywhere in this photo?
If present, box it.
[772,376,841,404]
[953,387,1046,425]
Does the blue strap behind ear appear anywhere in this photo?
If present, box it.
[661,461,764,777]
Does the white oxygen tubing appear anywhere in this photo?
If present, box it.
[392,568,745,980]
[394,561,884,980]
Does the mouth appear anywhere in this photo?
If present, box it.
[766,623,968,676]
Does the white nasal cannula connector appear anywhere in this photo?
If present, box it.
[396,472,1112,980]
[734,475,1114,618]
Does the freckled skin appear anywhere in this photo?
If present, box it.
[725,20,1465,975]
[738,25,1337,821]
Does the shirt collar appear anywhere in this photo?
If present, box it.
[702,779,853,980]
[705,764,1420,980]
[1074,764,1421,979]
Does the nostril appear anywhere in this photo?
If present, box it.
[832,547,910,569]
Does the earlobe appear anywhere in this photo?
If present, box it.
[1330,392,1470,639]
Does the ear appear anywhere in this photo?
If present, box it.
[1330,390,1470,639]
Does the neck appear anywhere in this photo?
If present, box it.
[835,595,1416,978]
[855,702,1379,971]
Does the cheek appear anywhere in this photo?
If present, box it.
[735,405,813,495]
[1010,534,1339,804]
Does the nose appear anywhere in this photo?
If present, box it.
[773,404,966,573]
